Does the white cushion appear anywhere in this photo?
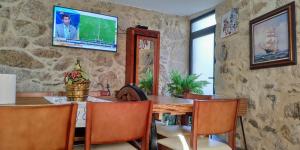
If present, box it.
[158,135,231,150]
[73,142,136,150]
[156,121,191,137]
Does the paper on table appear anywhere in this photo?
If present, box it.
[0,74,16,104]
[44,96,111,104]
[43,96,111,127]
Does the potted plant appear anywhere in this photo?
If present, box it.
[167,70,209,97]
[139,69,153,95]
[64,60,90,101]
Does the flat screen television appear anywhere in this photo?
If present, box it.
[52,6,118,52]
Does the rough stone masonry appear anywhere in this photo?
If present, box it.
[0,0,189,93]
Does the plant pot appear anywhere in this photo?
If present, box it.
[65,81,90,102]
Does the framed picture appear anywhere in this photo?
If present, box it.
[249,2,296,69]
[221,8,238,38]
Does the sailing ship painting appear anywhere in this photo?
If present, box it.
[261,28,278,54]
[250,2,296,69]
[252,11,289,64]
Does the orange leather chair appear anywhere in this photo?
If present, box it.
[83,101,153,150]
[156,93,212,138]
[181,93,212,125]
[158,99,239,150]
[115,84,158,150]
[0,103,78,150]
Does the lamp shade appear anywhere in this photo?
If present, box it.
[0,74,16,104]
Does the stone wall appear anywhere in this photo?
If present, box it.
[0,0,189,93]
[215,0,300,149]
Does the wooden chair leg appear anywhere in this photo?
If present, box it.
[150,118,158,150]
[129,141,141,149]
[228,129,236,150]
[240,116,248,150]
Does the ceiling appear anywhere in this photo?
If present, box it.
[109,0,224,16]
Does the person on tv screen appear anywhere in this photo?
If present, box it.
[55,14,77,40]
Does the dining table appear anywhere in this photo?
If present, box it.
[15,95,247,116]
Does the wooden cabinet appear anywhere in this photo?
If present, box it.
[125,27,160,95]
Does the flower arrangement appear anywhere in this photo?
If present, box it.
[64,60,90,101]
[64,60,89,85]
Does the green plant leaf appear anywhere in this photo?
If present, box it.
[167,70,209,96]
[139,69,153,94]
[81,71,89,80]
[67,80,73,85]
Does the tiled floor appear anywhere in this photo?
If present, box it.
[73,143,137,150]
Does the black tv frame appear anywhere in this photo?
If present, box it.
[52,5,118,52]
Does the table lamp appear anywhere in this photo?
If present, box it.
[0,74,16,104]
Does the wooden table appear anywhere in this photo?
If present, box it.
[148,95,247,116]
[15,97,50,105]
[149,95,193,115]
[14,96,193,114]
[15,95,247,116]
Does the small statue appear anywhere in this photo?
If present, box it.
[74,59,82,71]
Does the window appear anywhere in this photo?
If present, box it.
[189,11,216,95]
[191,14,216,32]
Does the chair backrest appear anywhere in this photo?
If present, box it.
[85,101,152,150]
[237,98,248,116]
[116,84,158,150]
[191,99,239,149]
[16,92,57,97]
[183,92,212,100]
[0,104,78,150]
[116,84,148,101]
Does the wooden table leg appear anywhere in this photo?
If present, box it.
[74,127,85,145]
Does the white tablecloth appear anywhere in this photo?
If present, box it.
[44,96,110,127]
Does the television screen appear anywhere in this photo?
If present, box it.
[52,6,118,52]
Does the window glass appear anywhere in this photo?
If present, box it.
[192,34,214,95]
[191,14,216,32]
[190,11,216,95]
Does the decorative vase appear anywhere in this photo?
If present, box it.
[65,81,90,101]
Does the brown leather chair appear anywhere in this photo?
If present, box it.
[158,99,239,150]
[0,103,78,150]
[116,84,147,101]
[84,101,153,150]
